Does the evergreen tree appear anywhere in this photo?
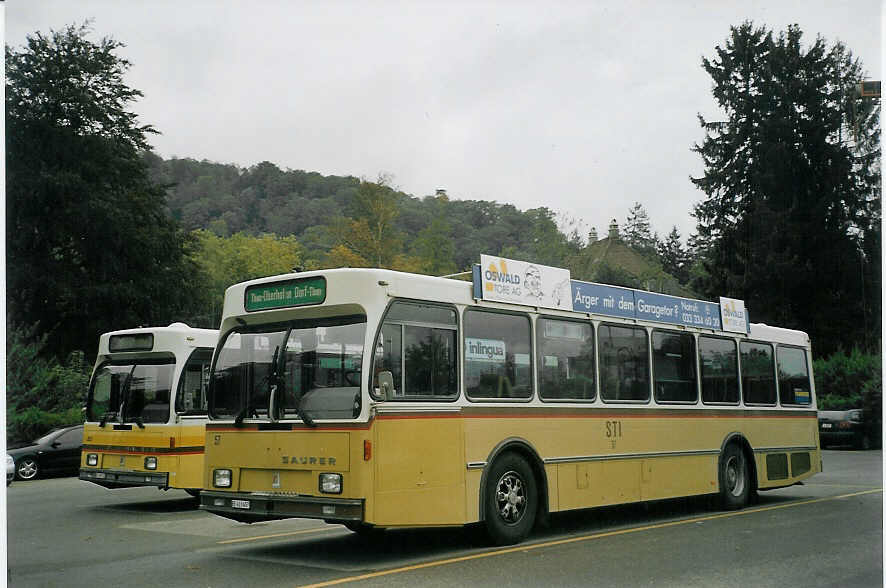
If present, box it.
[622,202,657,254]
[691,22,880,355]
[657,226,690,284]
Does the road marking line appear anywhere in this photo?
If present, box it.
[218,526,338,544]
[297,488,883,588]
[807,483,882,489]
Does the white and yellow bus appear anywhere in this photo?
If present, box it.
[199,257,819,544]
[80,323,218,495]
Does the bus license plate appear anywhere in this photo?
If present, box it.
[231,499,250,509]
[821,423,832,429]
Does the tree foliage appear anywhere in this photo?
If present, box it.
[622,202,657,254]
[6,323,87,442]
[814,349,881,412]
[329,177,405,268]
[192,231,304,325]
[691,22,880,355]
[6,24,206,355]
[657,226,691,284]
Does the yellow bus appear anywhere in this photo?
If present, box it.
[80,323,218,495]
[199,257,819,544]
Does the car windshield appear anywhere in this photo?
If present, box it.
[210,315,365,422]
[87,360,175,423]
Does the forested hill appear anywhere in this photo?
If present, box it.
[144,153,589,275]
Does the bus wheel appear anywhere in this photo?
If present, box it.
[484,453,537,545]
[718,443,749,510]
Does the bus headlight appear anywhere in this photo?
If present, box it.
[86,453,98,466]
[319,473,342,494]
[144,456,158,470]
[214,469,232,488]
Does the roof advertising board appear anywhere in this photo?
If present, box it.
[478,254,573,311]
[473,255,748,333]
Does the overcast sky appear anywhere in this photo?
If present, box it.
[5,1,882,244]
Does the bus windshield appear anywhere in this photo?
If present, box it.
[87,360,175,424]
[210,315,365,422]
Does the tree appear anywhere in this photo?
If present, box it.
[192,231,304,325]
[411,192,457,276]
[7,24,208,354]
[691,22,880,355]
[328,176,405,268]
[657,226,691,284]
[6,323,87,442]
[622,202,657,255]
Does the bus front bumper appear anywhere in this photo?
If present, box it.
[80,468,169,489]
[199,490,364,524]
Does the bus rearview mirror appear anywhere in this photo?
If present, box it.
[377,371,394,401]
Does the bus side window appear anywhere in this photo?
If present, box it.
[537,317,595,401]
[464,309,532,400]
[374,301,458,400]
[652,330,697,403]
[699,336,739,404]
[776,346,812,405]
[740,341,776,405]
[176,348,213,414]
[599,324,649,402]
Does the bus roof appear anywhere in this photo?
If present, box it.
[96,323,218,357]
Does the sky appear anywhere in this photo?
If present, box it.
[4,1,882,244]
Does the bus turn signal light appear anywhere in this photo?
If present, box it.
[364,440,372,461]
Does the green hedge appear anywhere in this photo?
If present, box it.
[6,323,88,443]
[814,349,881,413]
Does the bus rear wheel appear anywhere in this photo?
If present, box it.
[484,453,537,545]
[718,443,749,510]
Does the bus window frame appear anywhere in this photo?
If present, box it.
[536,315,597,404]
[463,307,534,403]
[174,347,215,416]
[88,354,178,424]
[650,328,699,406]
[208,314,367,419]
[739,339,778,407]
[698,334,741,406]
[597,322,652,405]
[775,344,814,407]
[371,298,460,403]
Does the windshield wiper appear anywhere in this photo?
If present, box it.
[118,365,137,425]
[294,395,316,428]
[269,332,315,428]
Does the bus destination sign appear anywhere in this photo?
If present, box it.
[244,277,326,312]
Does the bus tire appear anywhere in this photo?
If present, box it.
[718,443,749,510]
[484,453,537,545]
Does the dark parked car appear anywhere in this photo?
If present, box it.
[8,424,84,480]
[818,410,879,450]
